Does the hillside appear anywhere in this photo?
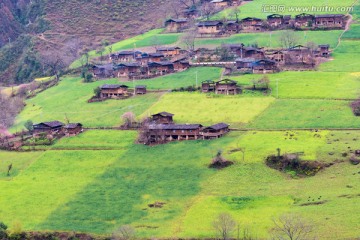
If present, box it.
[0,0,182,84]
[1,0,360,239]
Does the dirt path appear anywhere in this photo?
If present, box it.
[334,0,358,50]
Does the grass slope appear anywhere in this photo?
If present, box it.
[143,92,275,127]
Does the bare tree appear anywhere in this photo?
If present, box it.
[41,53,66,82]
[179,0,198,8]
[181,26,197,54]
[279,31,299,49]
[212,213,237,240]
[112,225,136,240]
[201,2,216,20]
[231,7,241,22]
[121,112,136,128]
[271,214,314,240]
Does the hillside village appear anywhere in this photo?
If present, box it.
[0,0,360,239]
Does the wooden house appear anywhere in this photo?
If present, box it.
[283,15,292,25]
[267,14,284,28]
[64,123,83,136]
[150,112,174,124]
[314,14,345,28]
[241,47,265,59]
[235,58,255,70]
[197,21,223,35]
[225,21,240,34]
[135,85,147,95]
[294,13,315,28]
[33,121,64,134]
[241,17,264,31]
[165,19,189,32]
[148,61,174,75]
[114,62,142,77]
[100,84,129,98]
[201,80,216,93]
[252,59,277,73]
[172,58,190,71]
[148,124,203,142]
[266,50,285,64]
[111,51,142,62]
[91,64,115,78]
[215,79,241,95]
[183,8,198,18]
[317,44,330,57]
[210,0,230,8]
[200,123,229,139]
[156,47,181,57]
[285,45,313,65]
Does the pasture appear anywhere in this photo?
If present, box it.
[143,92,275,127]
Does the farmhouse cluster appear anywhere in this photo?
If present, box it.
[141,112,230,144]
[91,47,189,79]
[166,13,348,35]
[33,121,83,136]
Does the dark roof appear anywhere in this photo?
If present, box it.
[156,47,181,51]
[93,64,114,71]
[151,112,174,117]
[203,123,229,130]
[226,20,238,24]
[165,18,188,23]
[318,44,330,48]
[295,13,315,19]
[149,124,202,130]
[267,14,283,19]
[148,53,164,57]
[284,15,291,20]
[315,14,345,18]
[34,121,64,128]
[64,123,83,129]
[254,59,276,64]
[148,61,174,67]
[242,17,262,21]
[288,45,310,50]
[116,62,141,67]
[117,50,142,55]
[135,85,146,89]
[197,21,223,27]
[101,84,129,89]
[243,47,264,52]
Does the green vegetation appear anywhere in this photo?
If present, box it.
[10,76,163,131]
[249,99,360,129]
[144,92,275,127]
[231,72,360,99]
[195,30,342,49]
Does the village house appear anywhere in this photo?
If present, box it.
[64,123,83,136]
[200,123,229,139]
[172,58,190,71]
[241,47,265,59]
[136,53,164,65]
[156,47,181,57]
[91,64,115,78]
[314,14,345,28]
[210,0,230,8]
[164,18,189,32]
[317,44,331,57]
[215,79,242,95]
[197,21,223,35]
[285,45,314,65]
[114,62,142,77]
[135,85,147,95]
[111,50,142,62]
[225,20,240,34]
[150,112,174,124]
[241,17,264,31]
[235,58,256,71]
[148,124,203,142]
[267,14,285,28]
[100,84,129,98]
[252,59,277,73]
[201,80,216,93]
[294,13,315,28]
[148,61,174,75]
[33,121,64,134]
[183,7,198,18]
[266,50,286,64]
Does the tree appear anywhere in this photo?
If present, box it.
[201,2,216,20]
[112,225,135,240]
[121,112,136,128]
[279,31,299,49]
[212,213,237,240]
[181,27,197,54]
[0,221,8,239]
[41,54,66,82]
[271,214,314,240]
[24,120,33,132]
[94,87,101,98]
[231,7,241,22]
[7,163,12,176]
[96,46,106,63]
